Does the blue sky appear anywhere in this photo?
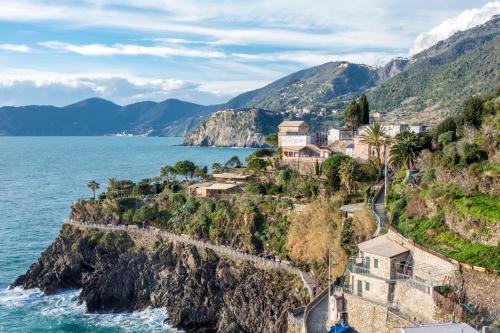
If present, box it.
[0,0,498,106]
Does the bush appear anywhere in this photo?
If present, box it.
[437,131,455,146]
[433,117,457,141]
[422,169,436,183]
[456,140,488,165]
[322,154,353,193]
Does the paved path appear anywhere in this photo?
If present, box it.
[372,183,389,236]
[305,290,329,333]
[64,220,316,297]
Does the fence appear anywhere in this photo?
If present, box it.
[63,219,315,296]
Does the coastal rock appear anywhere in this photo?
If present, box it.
[12,225,307,332]
[183,108,283,147]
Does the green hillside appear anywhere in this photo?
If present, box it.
[368,17,500,124]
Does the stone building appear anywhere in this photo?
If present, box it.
[345,230,458,323]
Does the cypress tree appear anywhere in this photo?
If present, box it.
[359,94,370,125]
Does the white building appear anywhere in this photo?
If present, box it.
[328,127,353,144]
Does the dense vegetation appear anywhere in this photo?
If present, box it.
[368,17,500,124]
[386,92,500,270]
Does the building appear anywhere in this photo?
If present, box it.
[340,202,365,219]
[348,234,410,304]
[346,229,457,323]
[212,172,253,183]
[328,127,353,144]
[399,323,480,333]
[188,182,240,197]
[278,120,311,147]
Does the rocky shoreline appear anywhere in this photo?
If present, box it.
[12,224,308,332]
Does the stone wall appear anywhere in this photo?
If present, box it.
[393,281,436,323]
[281,158,321,176]
[344,292,413,333]
[462,270,500,322]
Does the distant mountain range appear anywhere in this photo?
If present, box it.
[0,98,216,136]
[0,16,498,138]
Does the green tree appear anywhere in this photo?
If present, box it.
[264,133,278,147]
[211,162,224,174]
[225,155,242,168]
[194,165,208,180]
[359,123,390,174]
[461,96,484,129]
[322,154,352,193]
[87,180,100,200]
[246,158,268,176]
[343,100,362,135]
[174,160,196,180]
[339,159,357,194]
[433,117,457,141]
[390,131,420,170]
[160,165,176,182]
[359,94,370,125]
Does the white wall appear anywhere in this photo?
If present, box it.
[281,135,311,147]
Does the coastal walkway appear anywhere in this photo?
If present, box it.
[63,220,316,298]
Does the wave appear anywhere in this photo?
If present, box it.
[0,287,181,332]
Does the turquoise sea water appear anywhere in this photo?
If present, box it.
[0,137,254,332]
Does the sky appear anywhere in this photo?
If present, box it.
[0,0,499,107]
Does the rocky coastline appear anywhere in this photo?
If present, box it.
[182,108,283,148]
[12,224,308,333]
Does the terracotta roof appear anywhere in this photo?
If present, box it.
[278,120,307,127]
[358,234,409,258]
[339,202,364,213]
[281,146,307,151]
[205,183,239,190]
[213,172,252,180]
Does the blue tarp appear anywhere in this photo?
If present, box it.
[327,323,350,333]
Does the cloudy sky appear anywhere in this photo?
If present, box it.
[0,0,499,106]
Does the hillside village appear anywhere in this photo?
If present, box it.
[57,89,500,333]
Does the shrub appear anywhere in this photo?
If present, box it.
[456,140,488,165]
[433,117,457,141]
[422,169,436,183]
[437,131,455,146]
[322,154,353,193]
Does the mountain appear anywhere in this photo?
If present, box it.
[183,108,284,147]
[367,16,500,124]
[0,98,215,136]
[225,62,390,111]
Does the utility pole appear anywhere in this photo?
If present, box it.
[384,144,388,199]
[328,250,332,321]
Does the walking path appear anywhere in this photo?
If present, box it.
[64,219,316,298]
[304,288,330,333]
[372,183,389,236]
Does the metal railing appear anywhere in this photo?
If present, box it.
[394,272,431,293]
[64,219,316,297]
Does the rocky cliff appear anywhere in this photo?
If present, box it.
[183,108,284,147]
[12,225,307,332]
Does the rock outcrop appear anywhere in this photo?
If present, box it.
[182,108,283,147]
[12,225,307,332]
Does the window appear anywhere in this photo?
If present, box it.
[365,282,370,291]
[365,256,370,270]
[374,258,379,269]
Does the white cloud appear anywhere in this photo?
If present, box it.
[410,1,500,55]
[0,44,31,52]
[0,70,223,106]
[39,41,226,58]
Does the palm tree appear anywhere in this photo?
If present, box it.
[87,180,100,200]
[339,159,357,194]
[390,132,420,170]
[359,123,390,174]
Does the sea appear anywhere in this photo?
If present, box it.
[0,136,254,333]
